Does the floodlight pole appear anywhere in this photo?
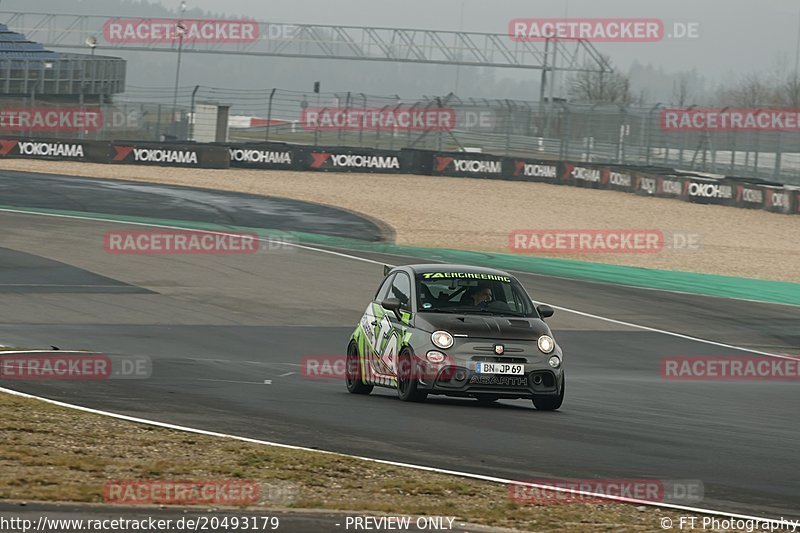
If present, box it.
[171,1,187,134]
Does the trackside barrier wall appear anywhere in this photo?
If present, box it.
[633,173,660,196]
[762,187,794,214]
[734,183,766,210]
[560,162,605,189]
[428,151,506,179]
[505,157,561,183]
[109,142,229,169]
[0,136,797,214]
[601,167,636,192]
[223,142,300,170]
[682,177,735,206]
[0,137,109,163]
[657,175,688,199]
[298,146,416,174]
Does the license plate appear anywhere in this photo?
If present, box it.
[475,362,524,375]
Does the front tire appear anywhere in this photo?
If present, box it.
[397,348,427,402]
[532,374,564,411]
[346,342,373,395]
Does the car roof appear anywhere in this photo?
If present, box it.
[400,264,514,278]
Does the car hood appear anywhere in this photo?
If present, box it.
[415,313,551,341]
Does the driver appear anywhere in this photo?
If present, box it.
[468,284,493,307]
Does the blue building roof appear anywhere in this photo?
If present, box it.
[0,23,61,60]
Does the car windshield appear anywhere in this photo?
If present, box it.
[415,272,536,317]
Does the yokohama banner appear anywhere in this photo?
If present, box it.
[430,152,505,178]
[225,143,299,170]
[734,184,766,209]
[656,176,687,198]
[682,177,734,205]
[561,162,604,187]
[601,168,636,192]
[762,187,793,214]
[301,147,412,173]
[635,173,659,196]
[0,138,108,162]
[507,158,561,182]
[110,142,229,168]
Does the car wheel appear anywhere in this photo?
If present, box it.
[346,342,373,395]
[397,348,427,402]
[475,394,499,404]
[532,374,564,411]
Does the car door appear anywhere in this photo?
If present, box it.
[359,271,413,383]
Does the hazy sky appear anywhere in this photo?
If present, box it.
[3,0,798,100]
[150,0,800,81]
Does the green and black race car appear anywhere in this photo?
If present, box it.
[346,264,565,410]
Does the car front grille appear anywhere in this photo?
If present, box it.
[470,355,527,364]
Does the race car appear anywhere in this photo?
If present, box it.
[346,264,565,410]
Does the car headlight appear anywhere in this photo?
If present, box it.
[548,355,561,368]
[431,330,454,349]
[538,335,555,354]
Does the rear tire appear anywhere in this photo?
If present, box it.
[397,348,427,402]
[532,374,564,411]
[346,342,373,395]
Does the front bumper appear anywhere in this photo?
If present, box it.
[417,362,563,399]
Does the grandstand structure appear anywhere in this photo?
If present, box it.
[0,22,125,103]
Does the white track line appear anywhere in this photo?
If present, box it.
[0,350,95,355]
[2,207,799,525]
[544,306,800,361]
[0,385,796,527]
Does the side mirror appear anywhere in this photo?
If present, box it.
[537,304,554,319]
[381,298,402,312]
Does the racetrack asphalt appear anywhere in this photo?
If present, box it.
[0,171,798,521]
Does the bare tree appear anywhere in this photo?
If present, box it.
[567,57,632,104]
[671,73,693,106]
[777,72,800,108]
